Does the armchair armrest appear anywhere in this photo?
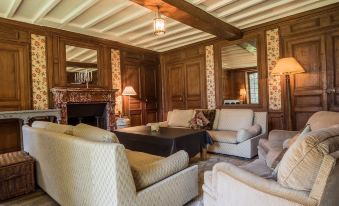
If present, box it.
[268,130,299,149]
[212,162,317,206]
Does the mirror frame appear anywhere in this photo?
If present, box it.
[214,33,267,110]
[59,38,105,88]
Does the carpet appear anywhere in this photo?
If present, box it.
[1,153,251,206]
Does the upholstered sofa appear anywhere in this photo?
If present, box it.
[159,109,267,158]
[23,122,198,206]
[203,111,339,206]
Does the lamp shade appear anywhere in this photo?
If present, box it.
[240,88,247,96]
[122,86,137,96]
[271,57,305,75]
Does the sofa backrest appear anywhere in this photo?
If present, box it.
[307,111,339,131]
[22,125,136,206]
[217,109,254,131]
[254,112,268,135]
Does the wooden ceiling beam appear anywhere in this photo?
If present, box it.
[130,0,242,40]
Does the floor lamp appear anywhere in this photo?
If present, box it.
[122,86,137,117]
[272,57,305,130]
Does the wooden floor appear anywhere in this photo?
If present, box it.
[1,153,250,206]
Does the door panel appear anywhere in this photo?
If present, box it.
[167,63,185,109]
[122,61,143,126]
[0,41,30,153]
[142,63,158,124]
[327,30,339,111]
[285,35,327,130]
[185,58,205,109]
[0,42,30,110]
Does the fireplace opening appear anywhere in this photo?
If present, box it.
[67,103,107,129]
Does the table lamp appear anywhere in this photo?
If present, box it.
[122,86,137,117]
[272,57,305,130]
[240,88,247,104]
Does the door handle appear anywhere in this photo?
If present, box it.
[326,88,336,94]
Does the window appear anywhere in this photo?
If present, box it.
[248,72,259,104]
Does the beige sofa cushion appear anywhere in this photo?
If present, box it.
[32,121,74,135]
[307,111,339,131]
[217,109,254,131]
[168,109,195,128]
[73,123,119,143]
[207,130,237,144]
[277,127,339,191]
[127,150,189,190]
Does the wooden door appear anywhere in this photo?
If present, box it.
[326,30,339,111]
[184,57,206,109]
[0,41,30,153]
[285,35,327,130]
[122,60,143,126]
[142,63,158,124]
[167,62,185,110]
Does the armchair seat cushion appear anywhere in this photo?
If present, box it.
[207,130,238,144]
[126,150,189,190]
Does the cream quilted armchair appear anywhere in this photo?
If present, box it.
[203,111,339,206]
[23,124,198,206]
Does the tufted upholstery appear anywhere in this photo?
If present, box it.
[23,125,198,206]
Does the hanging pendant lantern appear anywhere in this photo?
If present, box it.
[153,6,165,36]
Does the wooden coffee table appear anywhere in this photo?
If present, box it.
[114,126,208,159]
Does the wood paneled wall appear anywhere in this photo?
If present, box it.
[160,4,339,131]
[0,17,159,153]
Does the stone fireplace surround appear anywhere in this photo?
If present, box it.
[51,88,117,130]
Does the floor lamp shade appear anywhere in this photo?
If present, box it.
[122,86,137,96]
[271,57,305,75]
[272,57,305,130]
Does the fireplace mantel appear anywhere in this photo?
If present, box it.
[51,87,118,130]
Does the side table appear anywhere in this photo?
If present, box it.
[0,151,35,201]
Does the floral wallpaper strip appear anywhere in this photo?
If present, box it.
[266,28,282,111]
[31,34,49,110]
[205,45,216,109]
[111,49,122,114]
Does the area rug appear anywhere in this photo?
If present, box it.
[1,153,251,206]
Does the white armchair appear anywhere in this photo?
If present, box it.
[203,112,339,206]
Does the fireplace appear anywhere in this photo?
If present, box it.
[51,88,118,130]
[67,103,107,128]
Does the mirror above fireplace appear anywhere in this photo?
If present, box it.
[65,45,98,86]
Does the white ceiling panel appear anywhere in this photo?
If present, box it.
[0,0,336,52]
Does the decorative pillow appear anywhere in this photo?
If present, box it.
[236,124,261,142]
[212,109,220,130]
[168,109,195,128]
[73,123,119,143]
[283,124,311,149]
[189,110,216,130]
[277,126,339,191]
